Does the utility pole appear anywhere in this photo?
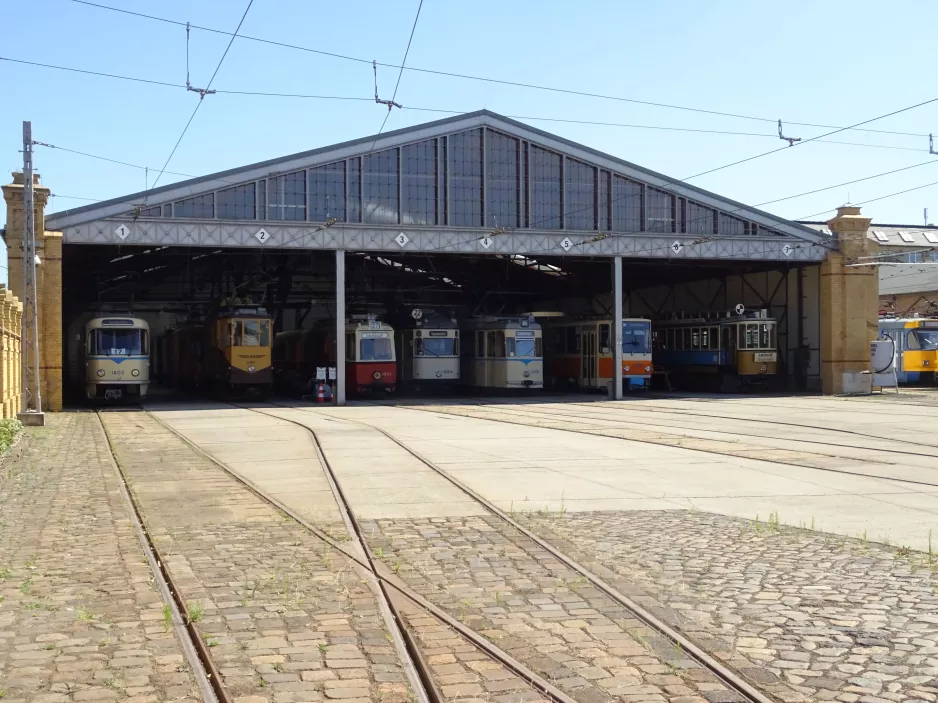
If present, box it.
[19,121,44,425]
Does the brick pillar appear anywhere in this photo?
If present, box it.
[39,231,63,411]
[2,172,61,411]
[820,205,878,394]
[2,172,50,303]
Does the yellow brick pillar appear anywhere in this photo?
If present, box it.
[39,232,63,411]
[2,172,61,411]
[820,205,878,394]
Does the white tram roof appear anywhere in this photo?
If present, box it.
[346,319,394,333]
[463,317,542,331]
[879,317,938,326]
[85,316,150,330]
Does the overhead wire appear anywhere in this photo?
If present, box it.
[60,0,933,140]
[368,0,424,152]
[145,0,255,198]
[4,55,934,157]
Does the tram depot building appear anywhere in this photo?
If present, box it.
[1,110,882,409]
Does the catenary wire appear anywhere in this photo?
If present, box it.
[368,0,425,152]
[797,178,938,220]
[146,0,255,197]
[5,55,934,157]
[61,0,934,140]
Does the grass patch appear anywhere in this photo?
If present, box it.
[0,419,23,454]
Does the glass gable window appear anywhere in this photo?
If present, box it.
[216,183,256,219]
[174,193,214,218]
[530,145,562,230]
[646,187,674,233]
[719,213,747,236]
[364,148,400,224]
[402,139,437,225]
[565,158,596,230]
[309,161,346,222]
[267,171,306,221]
[612,176,642,233]
[598,171,611,231]
[449,129,483,227]
[485,130,520,229]
[139,205,162,217]
[686,200,716,235]
[348,157,361,223]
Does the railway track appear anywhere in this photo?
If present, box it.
[95,410,227,703]
[395,401,938,489]
[253,402,784,703]
[121,405,582,703]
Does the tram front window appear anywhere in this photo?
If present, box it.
[360,336,393,361]
[417,338,454,356]
[233,319,270,347]
[622,322,651,354]
[512,338,537,357]
[913,330,938,350]
[90,329,147,356]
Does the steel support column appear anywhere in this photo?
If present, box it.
[335,249,346,405]
[613,256,623,400]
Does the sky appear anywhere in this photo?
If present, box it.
[3,0,938,282]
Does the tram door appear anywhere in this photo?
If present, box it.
[582,328,597,387]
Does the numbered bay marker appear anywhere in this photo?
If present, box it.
[255,228,271,244]
[782,243,794,257]
[480,237,493,249]
[671,240,683,254]
[396,232,410,247]
[560,237,573,252]
[115,224,130,240]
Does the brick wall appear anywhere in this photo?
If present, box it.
[0,287,23,418]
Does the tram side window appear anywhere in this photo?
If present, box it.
[722,326,730,350]
[700,328,709,349]
[486,331,496,357]
[759,323,771,348]
[907,331,920,350]
[346,333,356,361]
[692,328,700,350]
[683,328,691,350]
[495,331,506,357]
[599,324,611,354]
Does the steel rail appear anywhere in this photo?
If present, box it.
[145,407,580,703]
[95,410,228,703]
[267,403,782,703]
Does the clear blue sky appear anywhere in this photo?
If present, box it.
[3,0,938,281]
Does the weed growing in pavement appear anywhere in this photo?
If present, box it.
[186,601,204,624]
[162,604,172,631]
[0,688,6,698]
[0,568,10,580]
[76,605,94,621]
[767,511,781,533]
[860,530,869,551]
[238,640,249,651]
[929,530,935,566]
[391,561,402,574]
[41,643,55,650]
[205,637,218,647]
[257,677,268,688]
[373,547,385,559]
[102,677,121,689]
[897,545,913,558]
[754,515,762,534]
[19,578,31,594]
[317,642,328,653]
[22,602,41,610]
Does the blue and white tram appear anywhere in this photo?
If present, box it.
[461,316,543,389]
[84,316,150,401]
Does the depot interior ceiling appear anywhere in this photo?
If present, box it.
[62,243,800,321]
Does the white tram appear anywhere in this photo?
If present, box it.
[461,316,543,389]
[396,310,460,391]
[83,316,150,401]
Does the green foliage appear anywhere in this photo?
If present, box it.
[0,419,23,454]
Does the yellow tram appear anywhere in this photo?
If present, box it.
[83,316,150,402]
[877,317,938,384]
[203,306,273,395]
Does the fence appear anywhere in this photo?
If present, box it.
[0,287,22,418]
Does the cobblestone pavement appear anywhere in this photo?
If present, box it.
[0,413,200,703]
[366,514,759,703]
[100,409,414,703]
[520,509,938,703]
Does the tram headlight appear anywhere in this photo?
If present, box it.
[131,369,140,377]
[96,369,105,377]
[523,370,531,378]
[624,365,630,372]
[644,365,651,372]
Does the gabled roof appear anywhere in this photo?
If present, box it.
[45,110,825,243]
